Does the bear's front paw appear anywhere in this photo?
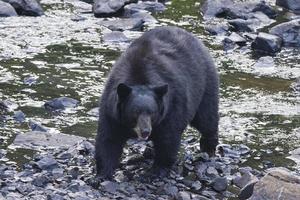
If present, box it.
[150,165,171,178]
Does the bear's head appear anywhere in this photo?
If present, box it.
[117,83,168,140]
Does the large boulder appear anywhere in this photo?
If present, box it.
[276,0,300,14]
[269,19,300,47]
[0,1,18,17]
[251,32,282,55]
[249,168,300,200]
[4,0,44,16]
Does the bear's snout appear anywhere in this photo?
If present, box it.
[134,114,152,140]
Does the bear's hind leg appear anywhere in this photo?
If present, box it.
[190,91,219,156]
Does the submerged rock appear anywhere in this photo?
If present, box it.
[98,18,144,31]
[251,32,282,55]
[44,97,79,111]
[4,0,44,16]
[269,19,300,47]
[29,121,48,132]
[249,168,300,199]
[0,1,18,17]
[13,110,26,123]
[276,0,300,14]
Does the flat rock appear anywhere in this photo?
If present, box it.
[29,121,48,132]
[4,0,44,16]
[224,32,247,46]
[276,0,300,14]
[205,22,230,35]
[34,155,58,170]
[102,31,130,43]
[249,167,300,200]
[254,56,275,68]
[251,32,282,55]
[11,131,84,150]
[0,1,18,17]
[288,147,300,165]
[269,19,300,47]
[93,0,126,18]
[44,97,79,111]
[98,18,144,31]
[125,1,166,13]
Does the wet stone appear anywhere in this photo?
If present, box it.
[29,121,48,132]
[44,97,79,111]
[125,1,166,13]
[276,0,300,14]
[98,18,144,31]
[211,177,228,192]
[191,181,202,191]
[251,32,282,55]
[176,191,191,200]
[269,19,300,47]
[32,174,50,187]
[13,110,26,123]
[252,1,277,19]
[34,155,58,170]
[93,0,126,18]
[163,183,178,197]
[23,75,38,86]
[0,1,18,17]
[102,31,130,43]
[4,0,44,16]
[101,181,119,193]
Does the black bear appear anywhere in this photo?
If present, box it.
[95,26,219,178]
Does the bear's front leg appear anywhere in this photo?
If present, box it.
[95,118,126,179]
[152,130,182,177]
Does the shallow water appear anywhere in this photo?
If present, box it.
[0,0,299,175]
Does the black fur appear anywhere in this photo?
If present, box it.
[95,26,219,178]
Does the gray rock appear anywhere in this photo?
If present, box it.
[87,107,99,117]
[52,168,64,179]
[125,1,166,13]
[211,177,228,192]
[13,110,26,123]
[251,32,282,55]
[288,147,300,165]
[239,180,258,200]
[47,194,64,200]
[98,18,144,31]
[228,19,253,32]
[93,0,126,18]
[29,121,48,132]
[4,0,44,16]
[252,1,277,19]
[11,131,84,150]
[276,0,300,14]
[101,181,118,193]
[164,184,178,197]
[126,10,158,24]
[34,155,58,170]
[0,1,18,17]
[233,171,258,188]
[44,97,79,111]
[224,32,247,46]
[176,191,191,200]
[205,22,230,35]
[269,19,300,47]
[102,31,130,43]
[249,168,300,200]
[23,75,38,85]
[0,100,18,112]
[191,181,202,191]
[32,174,50,187]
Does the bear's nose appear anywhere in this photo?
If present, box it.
[141,130,150,138]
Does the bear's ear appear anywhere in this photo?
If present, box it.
[153,84,168,98]
[117,83,132,100]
